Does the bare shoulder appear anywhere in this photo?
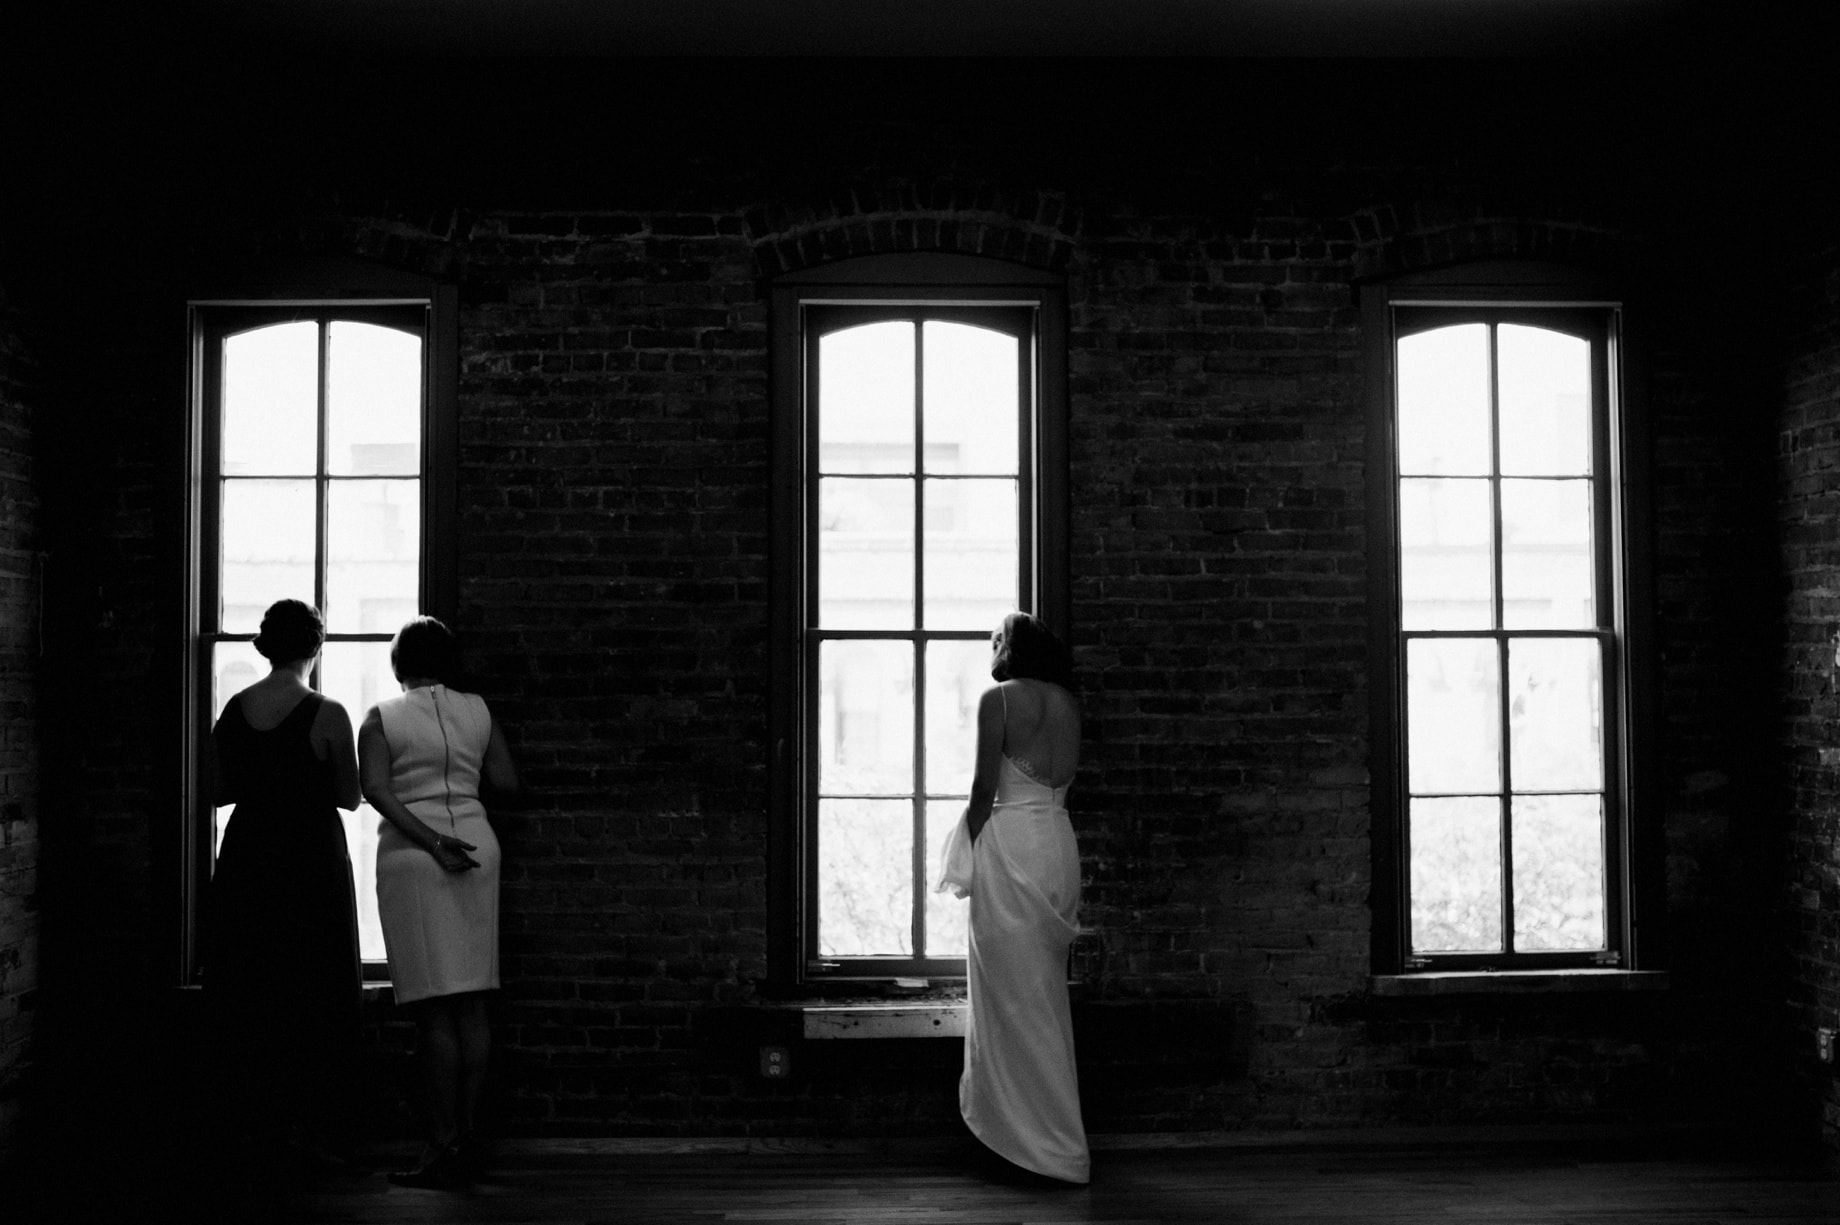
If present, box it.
[313,695,353,726]
[310,696,355,745]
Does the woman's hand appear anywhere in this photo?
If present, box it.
[428,833,481,873]
[360,706,481,874]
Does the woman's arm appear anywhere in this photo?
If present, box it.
[481,719,521,799]
[316,699,363,811]
[964,685,1005,842]
[357,706,480,872]
[208,718,235,808]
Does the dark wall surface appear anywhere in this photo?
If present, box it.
[1777,235,1840,1160]
[0,283,42,1166]
[3,39,1834,1159]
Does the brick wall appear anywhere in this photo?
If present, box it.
[0,285,40,1165]
[1777,238,1840,1161]
[13,57,1824,1149]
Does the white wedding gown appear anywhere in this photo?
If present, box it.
[938,752,1089,1183]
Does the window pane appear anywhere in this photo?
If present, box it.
[1399,477,1494,630]
[211,639,268,721]
[818,477,914,628]
[222,321,318,476]
[818,639,914,796]
[818,798,912,956]
[818,322,914,474]
[923,797,969,958]
[924,638,993,795]
[1502,479,1595,630]
[923,478,1017,630]
[318,640,400,741]
[320,640,399,962]
[1409,795,1503,954]
[1499,324,1592,477]
[220,479,316,634]
[328,322,421,476]
[326,479,421,633]
[210,640,269,861]
[922,321,1018,476]
[1508,637,1604,792]
[1397,323,1490,476]
[1407,637,1501,795]
[1511,794,1606,952]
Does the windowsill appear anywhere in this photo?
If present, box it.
[1370,969,1669,997]
[176,981,399,1002]
[800,1000,968,1039]
[741,980,1100,1039]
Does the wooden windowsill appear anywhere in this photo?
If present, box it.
[1370,969,1669,997]
[800,1000,968,1039]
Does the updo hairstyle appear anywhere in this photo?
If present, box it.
[391,616,460,685]
[252,599,326,665]
[990,611,1074,688]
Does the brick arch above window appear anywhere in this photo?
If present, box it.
[188,207,472,291]
[746,182,1081,279]
[1348,200,1645,285]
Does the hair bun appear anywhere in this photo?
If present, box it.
[254,599,326,664]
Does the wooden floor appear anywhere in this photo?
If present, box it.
[31,1136,1834,1224]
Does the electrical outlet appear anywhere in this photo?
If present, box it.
[759,1045,791,1078]
[1818,1029,1836,1065]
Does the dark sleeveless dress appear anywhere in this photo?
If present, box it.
[203,691,361,1141]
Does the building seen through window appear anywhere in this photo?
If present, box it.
[1387,306,1625,967]
[811,315,1028,963]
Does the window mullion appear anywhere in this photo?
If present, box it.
[913,317,926,626]
[1487,323,1518,957]
[913,640,927,958]
[313,318,331,691]
[911,319,927,961]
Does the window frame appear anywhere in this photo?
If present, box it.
[1364,264,1657,977]
[179,270,457,986]
[768,253,1069,990]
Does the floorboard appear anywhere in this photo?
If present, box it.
[24,1139,1831,1225]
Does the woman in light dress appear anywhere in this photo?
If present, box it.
[359,616,519,1189]
[938,611,1089,1184]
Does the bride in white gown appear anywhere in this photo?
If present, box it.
[937,612,1089,1184]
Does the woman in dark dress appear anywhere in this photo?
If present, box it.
[203,598,362,1165]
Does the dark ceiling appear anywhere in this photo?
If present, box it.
[88,0,1749,59]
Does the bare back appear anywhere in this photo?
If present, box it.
[215,669,361,810]
[999,679,1081,788]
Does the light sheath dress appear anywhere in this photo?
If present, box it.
[374,684,501,1004]
[937,698,1089,1184]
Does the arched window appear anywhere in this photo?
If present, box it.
[183,273,457,982]
[1366,265,1656,977]
[769,254,1069,985]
